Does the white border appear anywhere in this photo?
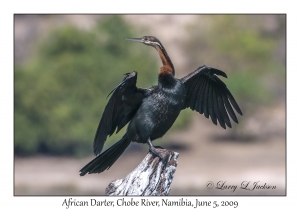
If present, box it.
[2,0,297,209]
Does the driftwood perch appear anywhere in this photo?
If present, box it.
[105,148,179,196]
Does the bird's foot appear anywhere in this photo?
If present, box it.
[149,146,171,167]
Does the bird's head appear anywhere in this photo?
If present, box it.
[125,36,174,75]
[125,36,163,49]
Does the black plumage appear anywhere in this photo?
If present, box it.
[80,36,242,176]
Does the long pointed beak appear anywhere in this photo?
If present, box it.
[124,37,144,43]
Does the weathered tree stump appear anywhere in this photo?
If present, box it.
[105,148,179,196]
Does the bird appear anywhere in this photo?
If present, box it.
[79,36,242,176]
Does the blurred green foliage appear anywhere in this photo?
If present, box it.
[14,16,191,156]
[15,15,285,156]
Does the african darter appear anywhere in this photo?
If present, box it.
[80,36,242,176]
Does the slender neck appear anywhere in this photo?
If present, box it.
[153,43,175,76]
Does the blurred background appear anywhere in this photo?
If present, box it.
[14,14,286,195]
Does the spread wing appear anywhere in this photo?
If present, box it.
[181,65,243,129]
[93,71,148,155]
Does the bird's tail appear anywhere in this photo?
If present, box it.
[79,134,131,176]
